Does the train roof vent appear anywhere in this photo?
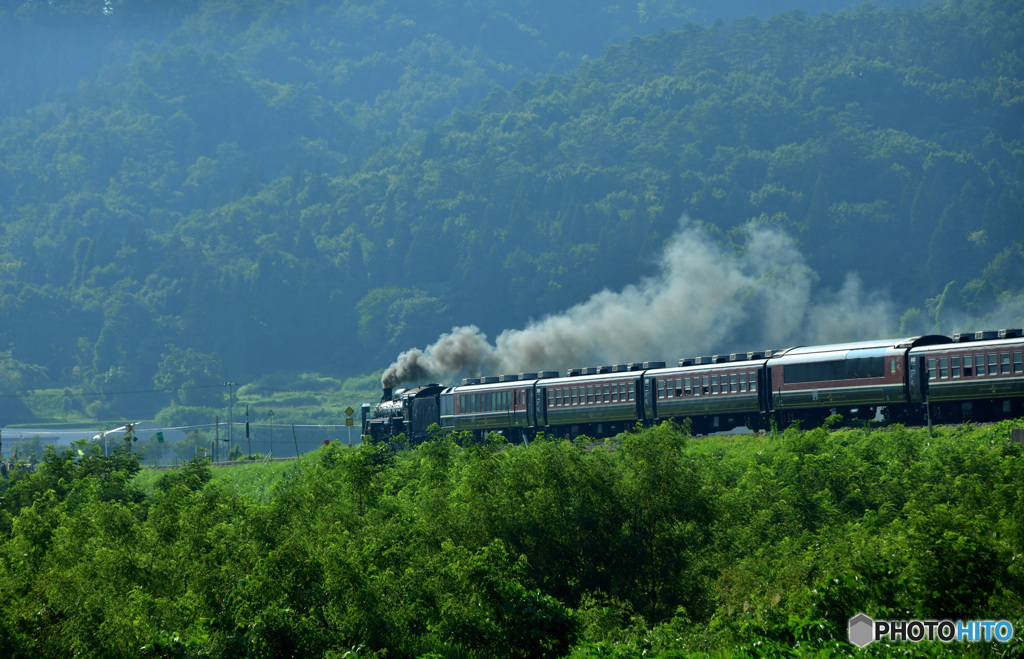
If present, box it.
[763,349,783,358]
[712,354,730,364]
[999,328,1023,339]
[729,353,747,362]
[597,365,612,374]
[643,361,666,369]
[679,358,695,367]
[693,356,713,365]
[462,378,481,385]
[499,374,519,382]
[952,332,973,343]
[518,372,538,380]
[538,370,559,379]
[566,368,582,377]
[628,362,645,371]
[747,350,765,359]
[480,376,499,384]
[975,330,999,341]
[612,364,631,372]
[581,367,599,375]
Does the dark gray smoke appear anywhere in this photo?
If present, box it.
[381,220,897,388]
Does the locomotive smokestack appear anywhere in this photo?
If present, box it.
[382,386,393,402]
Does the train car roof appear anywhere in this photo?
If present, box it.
[400,383,446,397]
[775,335,950,358]
[910,330,1024,351]
[451,378,540,392]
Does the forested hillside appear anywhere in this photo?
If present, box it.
[1,0,1022,423]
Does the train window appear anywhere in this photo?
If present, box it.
[702,376,709,394]
[554,389,561,406]
[711,375,719,394]
[459,395,465,413]
[939,357,948,379]
[657,380,665,399]
[749,372,756,392]
[951,357,960,378]
[927,359,936,379]
[1001,353,1011,374]
[611,384,618,402]
[730,374,738,393]
[989,354,998,375]
[587,386,594,404]
[1016,352,1023,374]
[628,382,635,401]
[684,377,691,396]
[739,373,747,392]
[548,390,555,407]
[571,387,577,405]
[603,384,610,402]
[964,355,973,377]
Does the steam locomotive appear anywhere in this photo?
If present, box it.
[362,329,1024,443]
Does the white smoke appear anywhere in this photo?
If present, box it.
[381,219,898,387]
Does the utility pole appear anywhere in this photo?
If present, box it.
[267,409,274,457]
[215,415,220,462]
[245,403,251,458]
[222,381,237,455]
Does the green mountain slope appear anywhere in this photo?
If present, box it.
[0,0,1021,422]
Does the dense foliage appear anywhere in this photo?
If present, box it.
[1,0,1022,423]
[0,420,1021,656]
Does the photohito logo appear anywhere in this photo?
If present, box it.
[848,613,1014,647]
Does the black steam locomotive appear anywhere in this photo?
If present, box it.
[362,329,1024,443]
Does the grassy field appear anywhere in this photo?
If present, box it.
[8,370,387,430]
[134,452,320,503]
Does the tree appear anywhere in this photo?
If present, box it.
[153,346,224,408]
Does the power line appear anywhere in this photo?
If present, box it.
[0,383,226,399]
[1,383,356,399]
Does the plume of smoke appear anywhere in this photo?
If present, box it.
[381,219,898,388]
[806,273,897,344]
